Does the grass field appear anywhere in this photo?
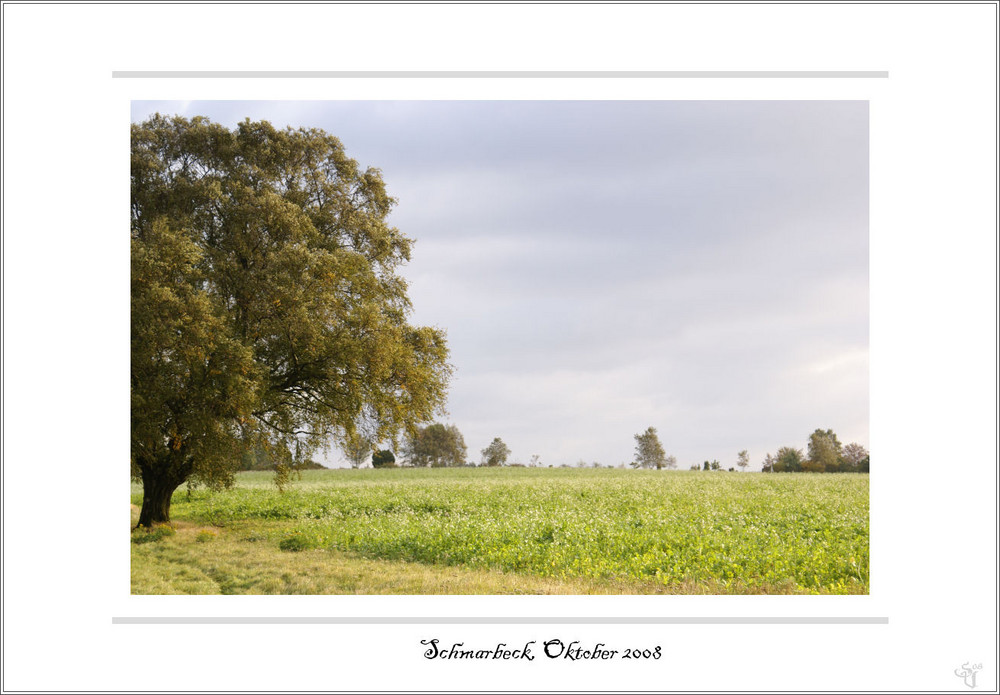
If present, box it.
[131,468,868,595]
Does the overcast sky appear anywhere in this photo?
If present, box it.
[132,100,869,470]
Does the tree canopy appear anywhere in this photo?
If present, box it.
[131,115,452,525]
[404,423,468,467]
[807,428,843,472]
[481,437,511,467]
[841,442,869,472]
[773,447,804,473]
[633,427,668,469]
[736,449,750,472]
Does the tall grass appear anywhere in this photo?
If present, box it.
[133,468,868,594]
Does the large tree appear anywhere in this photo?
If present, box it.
[131,115,452,526]
[404,423,468,467]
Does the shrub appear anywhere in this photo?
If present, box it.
[372,450,396,468]
[195,529,218,543]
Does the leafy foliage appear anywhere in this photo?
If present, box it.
[131,115,452,523]
[632,427,668,469]
[773,447,804,473]
[480,437,511,467]
[808,429,843,472]
[737,449,750,471]
[404,423,467,467]
[341,431,372,469]
[763,432,867,475]
[372,450,397,468]
[841,442,869,472]
[761,452,776,473]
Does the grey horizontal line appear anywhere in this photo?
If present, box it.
[111,70,889,79]
[113,616,889,625]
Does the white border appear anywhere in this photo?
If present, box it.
[2,3,997,692]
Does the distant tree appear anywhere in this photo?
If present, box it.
[633,427,667,469]
[841,442,869,472]
[342,431,372,469]
[859,455,870,473]
[737,449,750,472]
[710,459,721,471]
[761,452,775,473]
[808,429,843,472]
[481,437,512,467]
[529,454,542,468]
[405,423,467,467]
[690,463,700,471]
[774,446,804,473]
[703,461,710,471]
[371,449,396,468]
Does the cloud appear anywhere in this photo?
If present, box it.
[132,100,869,469]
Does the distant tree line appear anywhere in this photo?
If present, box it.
[341,423,522,469]
[637,426,868,474]
[344,423,869,474]
[760,429,869,473]
[238,447,326,472]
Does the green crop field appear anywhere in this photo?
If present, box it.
[131,468,868,595]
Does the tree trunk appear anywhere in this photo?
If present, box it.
[137,466,183,527]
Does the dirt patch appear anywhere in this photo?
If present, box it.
[129,506,219,537]
[169,520,223,537]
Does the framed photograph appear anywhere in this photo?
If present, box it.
[3,3,996,693]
